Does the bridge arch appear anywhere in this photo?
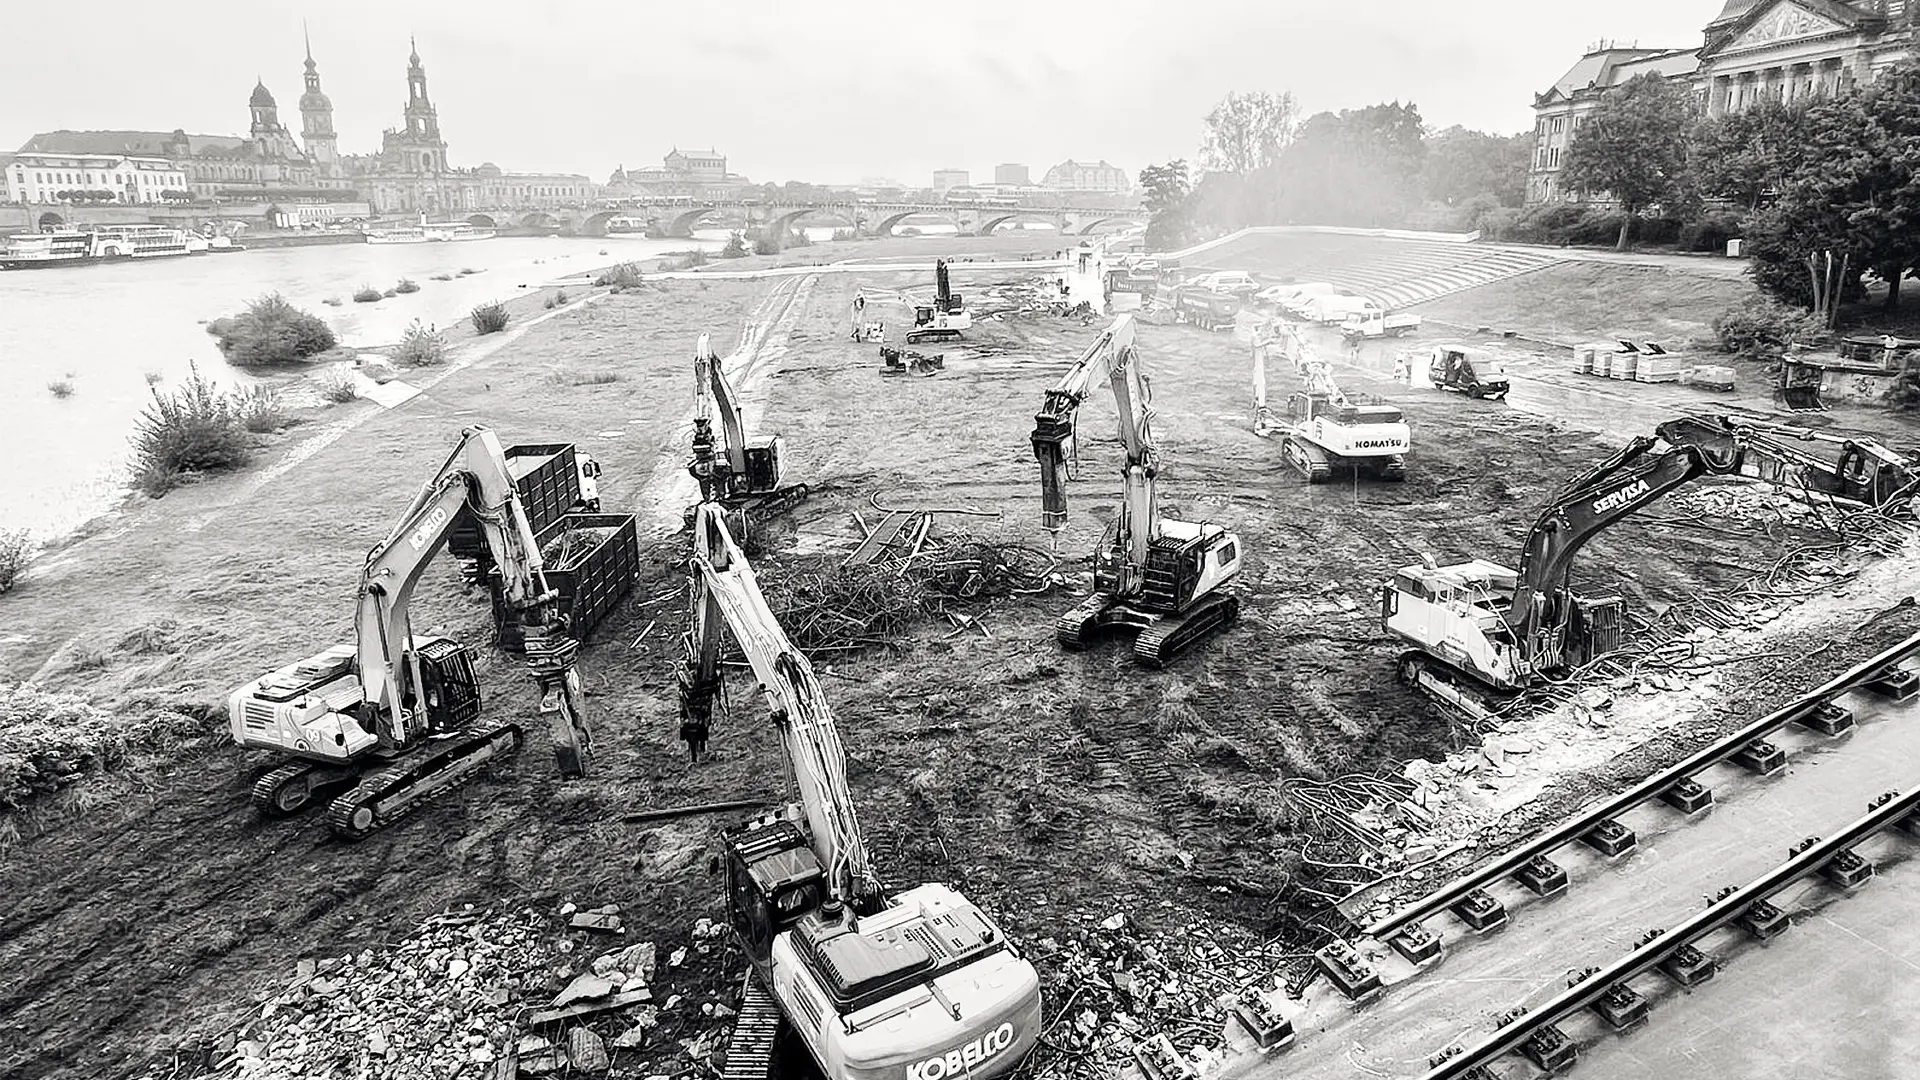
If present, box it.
[580,210,620,236]
[466,213,497,229]
[519,211,559,230]
[667,207,720,237]
[872,210,953,237]
[975,211,1064,236]
[1071,216,1145,236]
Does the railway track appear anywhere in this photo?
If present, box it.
[1197,631,1920,1080]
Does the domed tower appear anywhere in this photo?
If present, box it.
[299,26,338,164]
[248,79,300,159]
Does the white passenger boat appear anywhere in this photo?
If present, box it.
[366,211,496,244]
[0,224,207,270]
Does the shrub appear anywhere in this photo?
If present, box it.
[721,231,749,258]
[316,369,359,403]
[322,296,343,306]
[394,320,446,366]
[752,236,781,256]
[470,300,509,334]
[206,293,338,367]
[568,369,622,385]
[1678,209,1748,253]
[457,267,480,276]
[393,277,420,294]
[46,378,73,398]
[381,287,398,298]
[430,272,453,281]
[129,362,253,497]
[0,530,29,593]
[1712,297,1824,358]
[594,262,643,288]
[229,385,288,433]
[554,289,568,305]
[353,285,382,303]
[831,228,857,241]
[787,229,812,248]
[544,295,557,310]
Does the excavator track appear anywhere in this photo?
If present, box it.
[718,974,785,1080]
[1055,595,1110,650]
[1396,650,1512,724]
[1281,435,1334,484]
[1134,593,1240,668]
[1374,455,1408,482]
[324,721,525,840]
[250,762,357,819]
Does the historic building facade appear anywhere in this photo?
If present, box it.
[5,152,188,204]
[604,149,749,199]
[1528,1,1920,204]
[1041,159,1131,193]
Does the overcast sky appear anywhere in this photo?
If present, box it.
[0,0,1710,185]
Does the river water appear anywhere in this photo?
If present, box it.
[0,229,758,542]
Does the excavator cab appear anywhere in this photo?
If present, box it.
[724,818,828,974]
[408,636,483,735]
[739,435,785,494]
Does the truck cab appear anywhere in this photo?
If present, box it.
[1428,345,1510,400]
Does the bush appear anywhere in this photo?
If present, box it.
[1712,297,1823,358]
[395,320,446,366]
[1678,209,1748,253]
[752,236,781,256]
[381,287,398,298]
[322,296,343,306]
[206,293,338,367]
[470,300,510,334]
[831,228,857,241]
[393,278,420,294]
[46,378,73,398]
[316,369,359,403]
[721,231,749,258]
[594,262,643,288]
[353,285,382,303]
[458,267,481,276]
[554,289,568,305]
[0,530,28,593]
[129,362,253,497]
[430,272,453,281]
[229,385,288,433]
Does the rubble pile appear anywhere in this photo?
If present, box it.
[1014,903,1301,1080]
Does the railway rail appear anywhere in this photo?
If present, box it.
[1204,630,1920,1080]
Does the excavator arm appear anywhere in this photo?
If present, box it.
[677,501,880,906]
[1503,424,1745,671]
[356,425,592,775]
[691,333,751,496]
[1030,313,1159,544]
[1658,413,1920,507]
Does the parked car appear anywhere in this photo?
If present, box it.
[1190,270,1260,295]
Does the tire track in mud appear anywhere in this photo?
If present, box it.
[636,274,817,535]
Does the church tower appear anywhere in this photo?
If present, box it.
[299,26,338,164]
[248,79,299,159]
[401,37,447,173]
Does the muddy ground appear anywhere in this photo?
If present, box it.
[0,247,1883,1079]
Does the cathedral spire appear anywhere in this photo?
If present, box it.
[304,20,313,64]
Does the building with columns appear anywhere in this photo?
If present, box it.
[1527,1,1920,204]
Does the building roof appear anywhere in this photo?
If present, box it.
[1537,46,1698,103]
[1702,0,1877,57]
[251,80,276,108]
[20,130,247,156]
[1709,0,1760,26]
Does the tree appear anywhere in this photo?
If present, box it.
[1201,90,1299,175]
[1746,63,1920,317]
[1423,126,1531,207]
[1137,160,1193,250]
[1562,73,1698,250]
[1276,102,1428,226]
[720,230,748,258]
[1690,99,1812,210]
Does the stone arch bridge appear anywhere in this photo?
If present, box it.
[461,201,1146,238]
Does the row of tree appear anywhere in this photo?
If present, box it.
[1138,90,1530,251]
[1558,63,1920,316]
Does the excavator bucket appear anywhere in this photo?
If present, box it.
[1779,385,1828,412]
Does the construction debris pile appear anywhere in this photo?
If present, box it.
[754,534,1057,652]
[1012,900,1301,1080]
[157,903,746,1080]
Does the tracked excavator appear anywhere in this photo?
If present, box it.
[229,426,593,838]
[1383,415,1915,720]
[687,333,811,533]
[676,502,1042,1080]
[1252,334,1409,482]
[906,259,970,344]
[1655,413,1918,506]
[1030,313,1243,666]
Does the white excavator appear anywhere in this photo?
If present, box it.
[1030,313,1243,666]
[688,333,811,532]
[229,426,593,838]
[906,259,971,344]
[1383,415,1918,719]
[1252,333,1410,483]
[676,502,1042,1080]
